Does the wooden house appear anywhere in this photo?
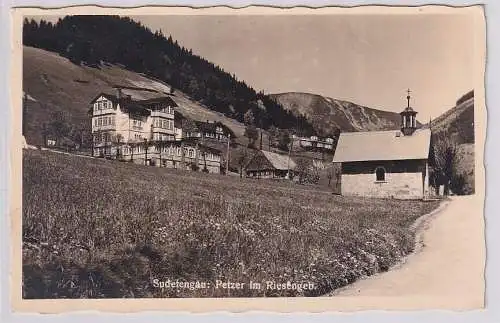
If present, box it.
[245,150,296,179]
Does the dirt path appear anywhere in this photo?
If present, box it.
[331,195,485,309]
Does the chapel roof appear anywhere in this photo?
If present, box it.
[332,128,431,163]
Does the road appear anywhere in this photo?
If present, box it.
[331,195,485,310]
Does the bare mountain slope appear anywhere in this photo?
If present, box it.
[23,46,248,146]
[270,92,406,135]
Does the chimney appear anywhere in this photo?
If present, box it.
[126,94,132,101]
[116,88,122,99]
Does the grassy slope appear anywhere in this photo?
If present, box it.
[23,149,440,298]
[429,95,474,144]
[428,95,475,193]
[23,46,250,146]
[270,92,404,135]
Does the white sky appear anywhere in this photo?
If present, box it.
[134,14,479,122]
[31,13,481,122]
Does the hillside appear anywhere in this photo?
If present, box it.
[429,90,475,194]
[23,45,251,147]
[23,16,315,135]
[429,90,474,145]
[270,92,407,135]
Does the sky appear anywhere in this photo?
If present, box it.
[132,14,479,122]
[34,13,480,122]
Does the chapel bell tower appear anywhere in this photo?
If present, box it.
[400,88,417,136]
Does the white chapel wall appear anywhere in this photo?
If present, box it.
[342,172,423,199]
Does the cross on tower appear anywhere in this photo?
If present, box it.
[406,88,411,108]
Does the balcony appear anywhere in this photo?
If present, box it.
[93,124,116,131]
[152,127,175,134]
[151,111,174,118]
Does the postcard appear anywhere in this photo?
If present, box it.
[10,4,486,313]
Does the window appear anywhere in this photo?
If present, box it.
[188,149,194,158]
[375,167,386,182]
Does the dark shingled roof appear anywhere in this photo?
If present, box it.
[194,120,236,138]
[89,92,178,117]
[89,92,120,105]
[119,98,151,117]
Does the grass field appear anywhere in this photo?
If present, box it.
[22,149,440,298]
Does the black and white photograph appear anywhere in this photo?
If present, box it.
[11,5,485,312]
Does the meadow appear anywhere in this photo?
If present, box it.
[22,149,440,298]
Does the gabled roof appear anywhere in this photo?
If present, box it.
[262,151,296,170]
[89,92,120,104]
[246,150,296,171]
[333,128,431,163]
[89,92,177,118]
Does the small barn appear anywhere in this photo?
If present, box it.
[333,93,432,199]
[245,150,296,179]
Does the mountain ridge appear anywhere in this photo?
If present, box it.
[270,92,410,136]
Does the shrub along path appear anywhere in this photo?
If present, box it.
[332,195,485,310]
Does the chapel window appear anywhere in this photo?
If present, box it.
[375,167,386,182]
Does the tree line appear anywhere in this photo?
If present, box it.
[23,16,316,136]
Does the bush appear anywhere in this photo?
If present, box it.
[450,172,472,195]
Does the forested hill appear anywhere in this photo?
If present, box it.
[23,15,315,135]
